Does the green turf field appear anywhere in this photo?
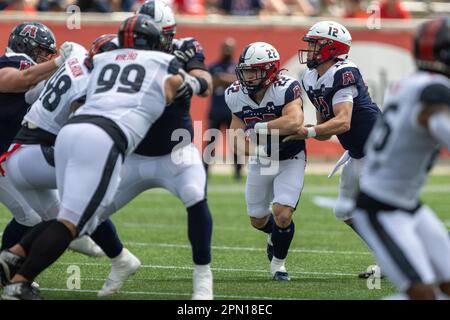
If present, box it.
[1,173,449,300]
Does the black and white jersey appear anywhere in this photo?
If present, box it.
[75,48,179,154]
[361,71,450,210]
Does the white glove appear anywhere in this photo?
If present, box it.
[54,42,74,67]
[179,69,202,95]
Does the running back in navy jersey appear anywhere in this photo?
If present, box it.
[226,75,305,160]
[0,53,34,154]
[134,37,207,156]
[302,60,381,159]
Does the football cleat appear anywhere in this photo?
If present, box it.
[192,264,213,300]
[266,234,274,262]
[273,271,290,281]
[1,281,43,300]
[358,266,385,279]
[97,248,141,297]
[68,236,105,257]
[0,250,24,288]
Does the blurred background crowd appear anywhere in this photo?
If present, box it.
[0,0,448,18]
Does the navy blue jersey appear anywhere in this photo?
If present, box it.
[134,37,206,157]
[302,60,381,159]
[208,60,236,121]
[0,53,34,154]
[225,74,305,160]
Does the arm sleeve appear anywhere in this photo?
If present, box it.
[332,86,358,106]
[25,80,46,104]
[428,111,450,150]
[419,83,450,106]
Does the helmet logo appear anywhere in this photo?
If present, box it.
[19,25,38,39]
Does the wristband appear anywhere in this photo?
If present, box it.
[254,122,269,135]
[306,127,317,138]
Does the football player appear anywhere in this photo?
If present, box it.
[353,16,450,300]
[0,14,189,300]
[1,35,141,296]
[0,22,73,251]
[285,21,382,278]
[226,42,305,281]
[94,0,215,299]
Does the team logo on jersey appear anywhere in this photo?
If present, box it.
[19,60,31,70]
[293,84,301,99]
[342,71,356,86]
[19,25,38,39]
[68,58,84,77]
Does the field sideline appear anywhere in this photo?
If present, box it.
[1,173,449,300]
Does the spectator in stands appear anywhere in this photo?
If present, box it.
[379,0,410,19]
[2,0,37,12]
[204,37,242,180]
[261,0,315,16]
[173,0,206,14]
[37,0,71,11]
[343,0,369,18]
[219,0,262,15]
[76,0,114,12]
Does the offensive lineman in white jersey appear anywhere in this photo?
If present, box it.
[0,15,186,300]
[0,36,142,296]
[353,16,450,300]
[226,42,305,281]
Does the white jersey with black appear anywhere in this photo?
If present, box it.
[361,71,450,210]
[75,48,179,154]
[24,43,89,135]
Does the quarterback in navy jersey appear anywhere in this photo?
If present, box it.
[0,22,76,254]
[285,21,381,278]
[226,42,306,281]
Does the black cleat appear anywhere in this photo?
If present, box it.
[266,234,273,262]
[1,281,43,300]
[358,267,385,279]
[0,250,24,288]
[273,271,290,281]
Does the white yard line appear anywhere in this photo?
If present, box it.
[122,241,372,256]
[56,261,357,277]
[39,287,301,300]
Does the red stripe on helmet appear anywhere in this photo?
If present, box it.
[419,17,444,61]
[128,16,139,48]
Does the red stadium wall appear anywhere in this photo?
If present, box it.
[1,20,447,158]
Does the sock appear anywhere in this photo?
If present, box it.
[257,215,274,234]
[18,220,54,255]
[18,221,74,281]
[187,199,212,265]
[271,221,295,260]
[271,257,287,275]
[1,218,33,250]
[90,219,123,259]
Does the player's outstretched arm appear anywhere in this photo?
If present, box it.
[0,41,73,93]
[188,69,213,97]
[165,74,185,104]
[254,98,303,136]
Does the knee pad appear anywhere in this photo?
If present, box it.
[180,184,205,208]
[333,197,355,221]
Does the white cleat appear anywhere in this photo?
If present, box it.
[192,264,213,300]
[97,248,141,297]
[68,236,105,257]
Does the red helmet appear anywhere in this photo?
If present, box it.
[84,34,118,70]
[299,21,352,69]
[414,16,450,77]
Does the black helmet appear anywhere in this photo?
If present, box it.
[137,0,176,53]
[8,22,57,63]
[414,16,450,77]
[118,14,162,51]
[85,34,118,69]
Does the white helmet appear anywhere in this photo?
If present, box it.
[137,0,176,52]
[236,42,281,94]
[299,21,352,69]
